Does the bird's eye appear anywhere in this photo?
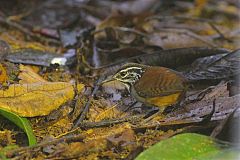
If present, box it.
[120,72,126,77]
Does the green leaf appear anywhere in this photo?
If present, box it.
[136,133,226,160]
[197,148,240,160]
[0,108,37,146]
[0,145,19,160]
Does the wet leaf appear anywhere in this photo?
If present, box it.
[185,49,240,80]
[190,54,226,71]
[5,49,64,67]
[136,133,223,160]
[91,47,160,68]
[0,108,37,146]
[95,47,229,74]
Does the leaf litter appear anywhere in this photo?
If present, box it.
[0,0,239,159]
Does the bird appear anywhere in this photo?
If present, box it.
[102,63,188,112]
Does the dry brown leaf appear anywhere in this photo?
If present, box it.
[61,140,106,158]
[146,31,214,49]
[106,128,135,148]
[84,123,132,141]
[61,124,135,158]
[94,13,152,40]
[0,82,84,117]
[94,104,121,122]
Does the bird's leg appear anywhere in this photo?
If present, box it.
[143,107,159,118]
[141,106,166,124]
[163,106,173,114]
[169,92,189,113]
[122,101,138,112]
[165,101,187,113]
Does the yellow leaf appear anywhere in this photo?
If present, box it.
[0,65,85,117]
[0,31,57,51]
[0,64,8,84]
[18,64,47,84]
[0,82,84,117]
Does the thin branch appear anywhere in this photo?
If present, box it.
[208,22,232,42]
[199,99,216,124]
[146,15,214,23]
[79,115,142,128]
[7,134,85,158]
[72,76,105,128]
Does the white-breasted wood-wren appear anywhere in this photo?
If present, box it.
[102,63,188,112]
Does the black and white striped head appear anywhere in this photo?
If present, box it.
[113,63,147,87]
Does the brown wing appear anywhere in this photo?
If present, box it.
[134,66,187,98]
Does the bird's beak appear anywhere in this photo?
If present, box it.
[100,76,115,85]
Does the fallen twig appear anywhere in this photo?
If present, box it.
[208,22,232,42]
[199,99,216,124]
[146,15,214,23]
[79,115,142,128]
[7,134,85,158]
[73,76,104,128]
